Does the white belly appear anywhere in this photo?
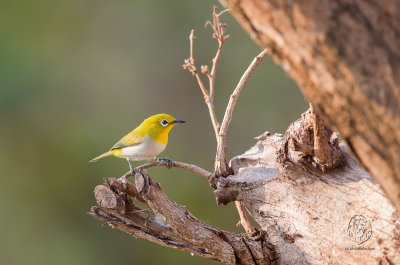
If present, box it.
[121,136,166,161]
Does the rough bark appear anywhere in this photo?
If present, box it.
[277,107,345,172]
[216,111,400,264]
[91,173,277,265]
[218,0,400,211]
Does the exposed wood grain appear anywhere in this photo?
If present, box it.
[223,133,400,264]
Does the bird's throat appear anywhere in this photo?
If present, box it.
[153,129,169,144]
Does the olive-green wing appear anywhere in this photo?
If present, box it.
[110,129,145,150]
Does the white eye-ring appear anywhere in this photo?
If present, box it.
[160,119,169,127]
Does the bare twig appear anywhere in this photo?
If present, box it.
[183,30,210,100]
[183,30,220,138]
[120,159,214,182]
[215,49,269,177]
[235,201,257,235]
[205,6,231,101]
[183,6,231,140]
[214,49,269,235]
[219,49,270,137]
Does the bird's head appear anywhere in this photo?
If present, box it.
[140,113,185,140]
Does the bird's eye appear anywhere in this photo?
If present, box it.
[160,119,169,127]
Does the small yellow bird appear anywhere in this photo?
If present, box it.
[90,113,185,174]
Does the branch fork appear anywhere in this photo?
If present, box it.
[183,6,269,178]
[182,6,270,235]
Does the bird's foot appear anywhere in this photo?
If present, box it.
[157,158,174,169]
[129,164,137,176]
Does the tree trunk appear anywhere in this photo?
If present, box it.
[218,0,400,211]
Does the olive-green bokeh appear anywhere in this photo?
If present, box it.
[0,1,307,264]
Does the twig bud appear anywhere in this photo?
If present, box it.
[201,65,209,74]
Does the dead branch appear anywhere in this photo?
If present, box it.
[182,7,231,144]
[215,49,269,177]
[183,6,269,234]
[91,172,277,265]
[183,7,269,178]
[120,159,214,182]
[235,201,257,235]
[183,29,220,139]
[205,6,230,102]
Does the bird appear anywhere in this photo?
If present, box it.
[90,113,185,174]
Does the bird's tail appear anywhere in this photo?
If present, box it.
[89,151,112,162]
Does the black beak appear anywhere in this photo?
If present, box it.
[172,120,185,124]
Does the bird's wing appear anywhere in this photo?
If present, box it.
[110,130,145,150]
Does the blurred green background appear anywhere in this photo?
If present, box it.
[0,1,306,264]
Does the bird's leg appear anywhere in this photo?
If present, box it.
[128,159,136,176]
[144,211,151,227]
[157,157,174,169]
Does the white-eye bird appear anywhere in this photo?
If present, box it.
[90,113,185,174]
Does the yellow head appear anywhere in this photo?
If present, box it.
[138,113,185,144]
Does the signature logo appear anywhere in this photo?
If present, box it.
[347,215,372,245]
